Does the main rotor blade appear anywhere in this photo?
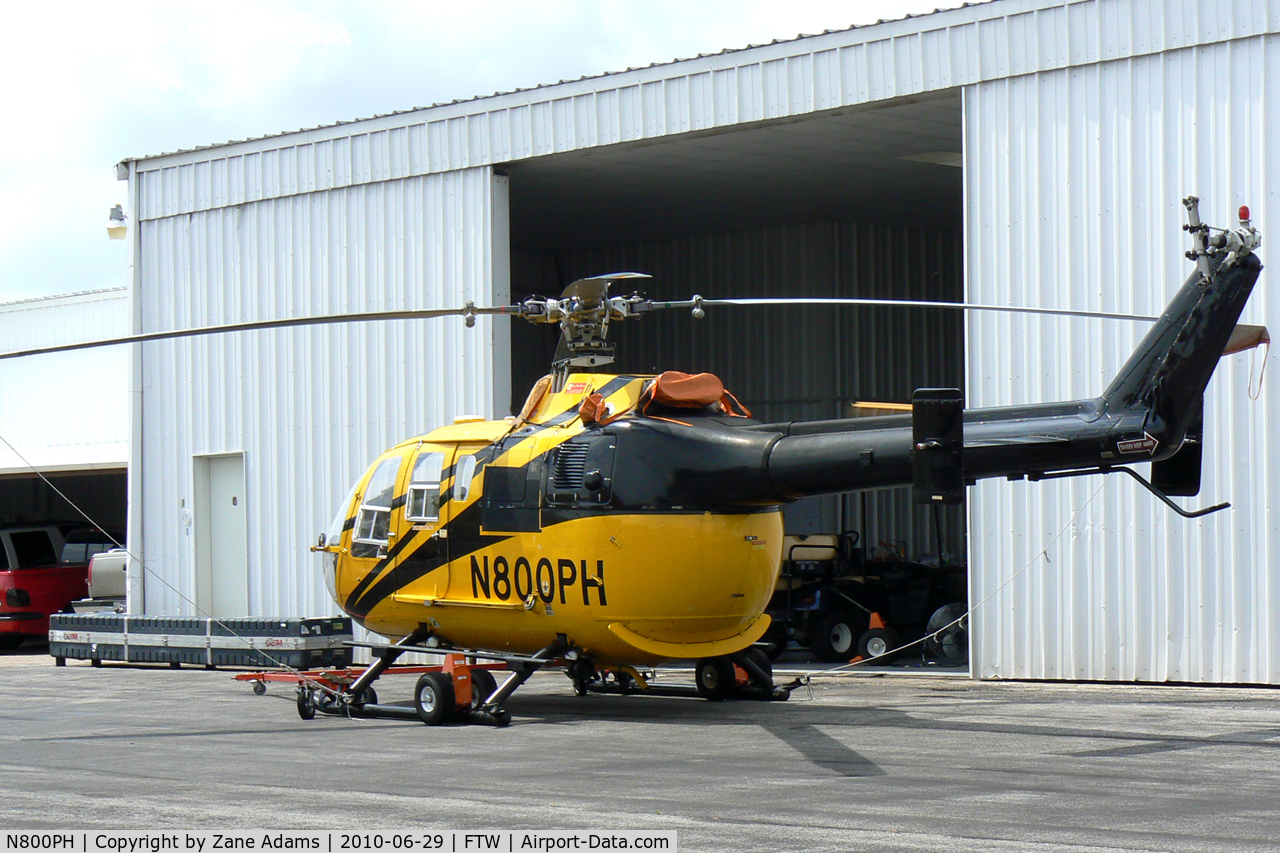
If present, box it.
[0,304,519,362]
[654,296,1160,323]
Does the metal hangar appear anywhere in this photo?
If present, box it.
[0,290,129,532]
[115,0,1279,683]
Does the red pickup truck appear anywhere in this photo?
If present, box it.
[0,525,122,648]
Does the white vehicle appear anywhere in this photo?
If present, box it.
[70,549,128,613]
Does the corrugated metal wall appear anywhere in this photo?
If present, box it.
[0,290,129,474]
[135,166,506,617]
[965,35,1280,683]
[512,220,965,555]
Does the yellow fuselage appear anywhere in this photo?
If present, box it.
[320,373,783,666]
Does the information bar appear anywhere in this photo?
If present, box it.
[2,832,676,853]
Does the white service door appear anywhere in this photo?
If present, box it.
[208,455,248,616]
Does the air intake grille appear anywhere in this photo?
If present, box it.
[552,442,589,490]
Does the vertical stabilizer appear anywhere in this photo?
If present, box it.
[1102,200,1262,458]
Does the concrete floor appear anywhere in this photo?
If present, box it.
[2,642,1278,852]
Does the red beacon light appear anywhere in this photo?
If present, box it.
[1239,205,1251,222]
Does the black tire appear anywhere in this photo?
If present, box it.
[857,627,901,664]
[694,657,736,701]
[414,672,454,725]
[296,689,316,720]
[759,623,788,660]
[0,635,25,651]
[742,647,773,684]
[811,611,864,662]
[568,659,595,697]
[350,685,378,707]
[252,680,267,696]
[615,670,636,694]
[468,668,498,711]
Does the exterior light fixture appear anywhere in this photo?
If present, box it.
[107,204,128,240]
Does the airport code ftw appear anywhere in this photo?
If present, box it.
[3,833,675,853]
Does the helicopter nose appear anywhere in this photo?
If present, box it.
[319,478,363,604]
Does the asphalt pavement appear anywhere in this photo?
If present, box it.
[1,640,1278,852]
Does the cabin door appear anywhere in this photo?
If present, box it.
[396,443,467,599]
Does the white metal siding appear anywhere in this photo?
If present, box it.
[965,36,1280,683]
[136,166,507,617]
[0,290,129,473]
[128,0,1276,221]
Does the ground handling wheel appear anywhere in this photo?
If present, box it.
[743,646,773,682]
[413,672,455,725]
[694,656,736,701]
[296,688,316,720]
[858,626,901,664]
[733,647,791,701]
[759,622,788,660]
[811,610,866,662]
[462,668,498,719]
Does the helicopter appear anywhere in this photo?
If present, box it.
[0,197,1266,726]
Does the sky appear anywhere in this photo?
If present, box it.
[0,0,967,303]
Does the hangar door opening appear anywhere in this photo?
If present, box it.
[504,92,968,666]
[0,470,126,532]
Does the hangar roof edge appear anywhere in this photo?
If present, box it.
[0,287,129,312]
[118,0,992,169]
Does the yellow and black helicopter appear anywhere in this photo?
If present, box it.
[1,198,1267,725]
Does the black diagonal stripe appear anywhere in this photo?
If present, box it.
[594,375,641,399]
[343,526,423,611]
[487,376,642,449]
[349,500,513,616]
[345,378,644,616]
[440,440,503,482]
[526,376,640,432]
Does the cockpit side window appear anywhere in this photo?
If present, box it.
[406,451,446,522]
[453,454,477,504]
[353,457,401,557]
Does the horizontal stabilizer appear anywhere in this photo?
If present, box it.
[1222,324,1270,357]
